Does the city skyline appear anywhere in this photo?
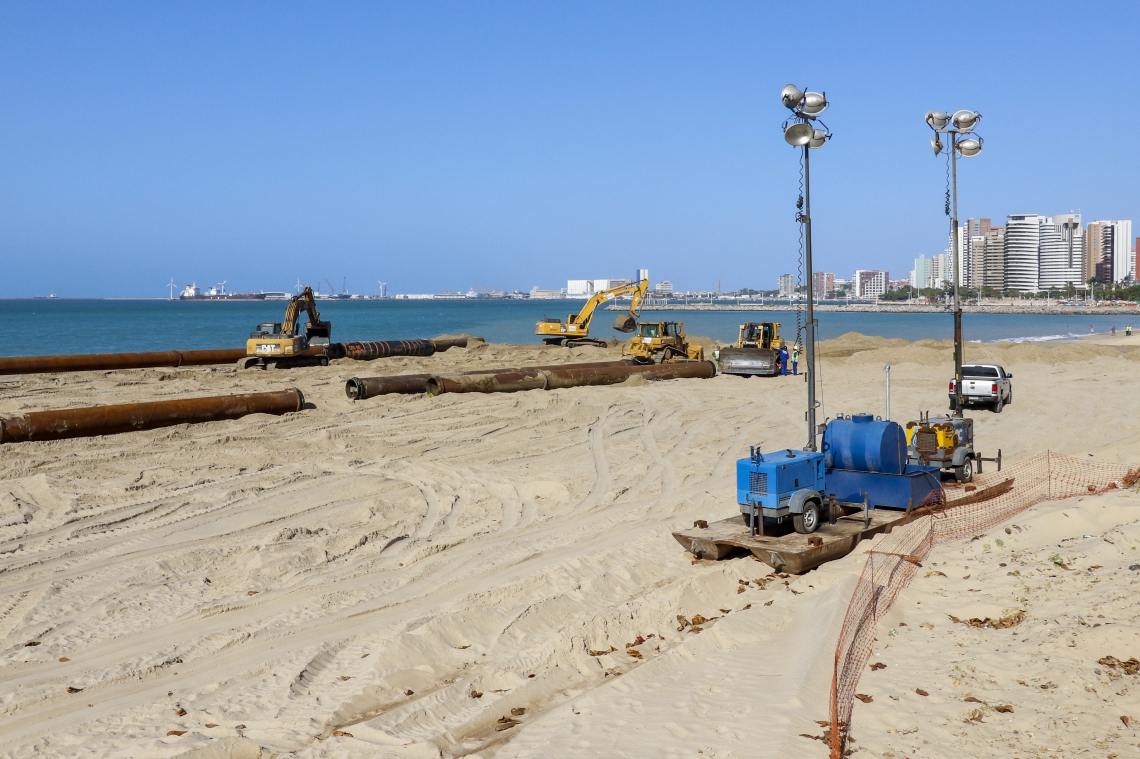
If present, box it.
[3,3,1140,298]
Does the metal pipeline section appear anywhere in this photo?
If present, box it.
[425,360,716,396]
[330,335,480,362]
[0,389,305,444]
[0,349,248,376]
[346,360,635,400]
[339,339,437,360]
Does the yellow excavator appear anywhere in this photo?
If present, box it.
[239,287,333,369]
[535,278,649,347]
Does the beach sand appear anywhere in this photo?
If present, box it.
[2,333,1140,758]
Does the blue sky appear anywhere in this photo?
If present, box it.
[1,1,1137,297]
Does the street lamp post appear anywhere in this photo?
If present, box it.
[781,84,831,451]
[925,110,983,415]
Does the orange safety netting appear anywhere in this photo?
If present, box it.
[828,452,1140,757]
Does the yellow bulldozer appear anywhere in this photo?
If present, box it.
[622,321,704,364]
[239,287,333,370]
[535,278,649,347]
[717,322,785,377]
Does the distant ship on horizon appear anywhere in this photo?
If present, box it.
[179,282,267,301]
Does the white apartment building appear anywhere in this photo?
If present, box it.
[1004,213,1089,291]
[1003,214,1042,291]
[853,269,888,298]
[778,274,796,298]
[655,280,674,294]
[1038,213,1083,290]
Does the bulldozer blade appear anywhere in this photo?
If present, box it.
[717,347,778,377]
[612,315,637,333]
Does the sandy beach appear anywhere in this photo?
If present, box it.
[3,333,1140,758]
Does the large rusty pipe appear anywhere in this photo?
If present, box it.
[425,361,716,396]
[0,389,304,444]
[430,335,481,351]
[0,348,249,376]
[346,360,635,400]
[334,335,481,362]
[340,340,436,360]
[0,335,482,376]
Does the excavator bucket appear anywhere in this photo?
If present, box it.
[612,315,637,333]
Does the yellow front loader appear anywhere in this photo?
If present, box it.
[536,278,649,347]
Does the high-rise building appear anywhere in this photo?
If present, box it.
[853,270,888,299]
[638,268,649,284]
[913,255,927,289]
[1038,213,1083,290]
[1085,221,1105,282]
[812,271,835,298]
[1105,221,1133,282]
[1003,213,1093,291]
[778,274,796,298]
[1086,220,1133,283]
[982,227,1006,291]
[1003,215,1043,291]
[965,218,992,289]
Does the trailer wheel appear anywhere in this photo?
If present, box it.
[793,500,821,534]
[955,458,974,483]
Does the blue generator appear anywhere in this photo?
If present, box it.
[736,414,943,535]
[736,447,826,534]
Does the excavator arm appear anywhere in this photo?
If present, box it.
[610,279,649,333]
[572,279,649,333]
[534,278,648,344]
[282,287,331,345]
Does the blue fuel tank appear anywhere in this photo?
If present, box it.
[822,414,908,475]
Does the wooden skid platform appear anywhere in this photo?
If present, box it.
[672,510,909,574]
[673,478,1014,574]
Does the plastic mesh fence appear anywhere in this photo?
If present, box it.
[828,452,1139,757]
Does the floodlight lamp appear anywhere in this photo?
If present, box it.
[951,110,979,131]
[925,111,949,129]
[801,91,828,115]
[956,137,982,157]
[784,122,814,146]
[781,84,805,110]
[808,129,828,149]
[931,136,943,156]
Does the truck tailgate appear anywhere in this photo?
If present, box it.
[962,379,995,396]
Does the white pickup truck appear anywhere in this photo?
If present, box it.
[949,363,1013,413]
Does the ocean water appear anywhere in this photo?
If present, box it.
[0,299,1132,357]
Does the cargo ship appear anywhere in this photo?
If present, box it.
[179,282,267,301]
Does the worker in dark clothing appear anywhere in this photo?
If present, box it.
[779,344,790,376]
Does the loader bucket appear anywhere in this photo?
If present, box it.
[613,315,637,333]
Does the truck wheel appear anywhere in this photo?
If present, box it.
[955,458,974,483]
[992,395,1003,414]
[948,395,958,411]
[793,500,821,534]
[1007,389,1012,405]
